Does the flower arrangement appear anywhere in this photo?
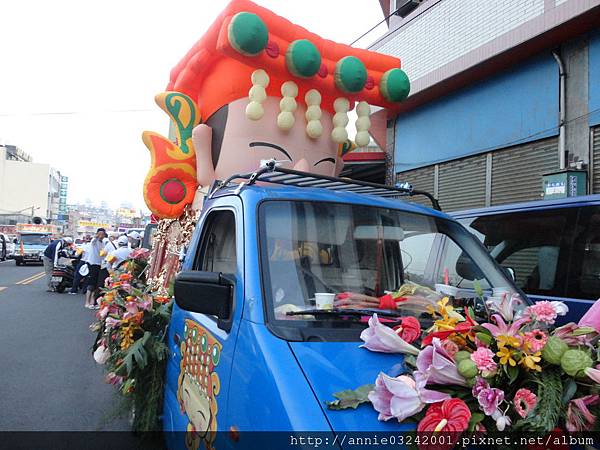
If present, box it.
[90,247,173,432]
[328,291,600,440]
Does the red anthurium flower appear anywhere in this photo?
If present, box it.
[417,399,471,450]
[393,317,421,344]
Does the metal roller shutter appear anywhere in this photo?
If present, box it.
[593,126,600,194]
[438,154,486,212]
[396,165,435,207]
[491,137,558,205]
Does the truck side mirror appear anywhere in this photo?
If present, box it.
[174,271,234,332]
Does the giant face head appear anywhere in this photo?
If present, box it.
[193,96,343,187]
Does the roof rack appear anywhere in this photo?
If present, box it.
[210,159,441,211]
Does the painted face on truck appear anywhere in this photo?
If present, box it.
[181,375,212,438]
[193,97,344,188]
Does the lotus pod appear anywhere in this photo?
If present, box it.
[561,349,593,377]
[454,351,471,363]
[458,359,478,379]
[541,336,568,365]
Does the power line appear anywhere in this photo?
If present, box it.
[0,108,156,117]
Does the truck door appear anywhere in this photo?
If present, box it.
[165,206,244,449]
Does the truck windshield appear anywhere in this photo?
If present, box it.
[259,201,522,325]
[20,234,50,245]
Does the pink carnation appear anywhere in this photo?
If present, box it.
[523,301,557,324]
[522,330,548,352]
[513,388,537,418]
[471,347,497,373]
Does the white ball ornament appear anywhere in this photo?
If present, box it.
[279,96,298,112]
[305,105,321,121]
[334,97,350,113]
[356,101,370,116]
[331,127,348,143]
[305,89,321,105]
[281,81,298,97]
[251,69,270,87]
[306,120,323,138]
[333,112,349,128]
[355,116,371,130]
[249,85,267,102]
[245,101,264,120]
[277,111,295,130]
[355,131,370,147]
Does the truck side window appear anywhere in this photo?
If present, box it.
[568,206,600,300]
[458,209,574,298]
[194,210,237,274]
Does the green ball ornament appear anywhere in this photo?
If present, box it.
[334,56,367,93]
[228,12,268,56]
[560,349,593,377]
[286,39,321,78]
[380,68,410,102]
[541,336,568,365]
[458,359,478,379]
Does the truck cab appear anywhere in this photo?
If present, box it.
[14,232,51,266]
[163,165,526,448]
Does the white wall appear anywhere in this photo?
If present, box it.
[0,149,50,218]
[375,0,545,82]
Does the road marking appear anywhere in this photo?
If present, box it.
[0,287,6,292]
[16,272,45,285]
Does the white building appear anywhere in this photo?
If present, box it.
[0,145,66,224]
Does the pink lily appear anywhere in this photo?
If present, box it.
[368,372,450,422]
[566,395,600,432]
[486,293,523,321]
[416,338,467,386]
[554,322,597,346]
[105,317,122,329]
[481,314,528,337]
[360,314,420,355]
[585,366,600,384]
[578,300,600,332]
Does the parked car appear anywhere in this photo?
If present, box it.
[162,164,527,446]
[452,194,600,324]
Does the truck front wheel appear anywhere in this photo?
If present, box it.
[15,260,22,266]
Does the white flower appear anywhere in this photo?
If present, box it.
[551,301,569,317]
[93,345,110,365]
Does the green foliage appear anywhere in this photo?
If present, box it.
[514,367,563,433]
[326,384,374,410]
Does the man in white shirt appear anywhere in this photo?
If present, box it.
[84,228,108,309]
[108,235,133,271]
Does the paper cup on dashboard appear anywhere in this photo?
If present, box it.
[315,293,335,310]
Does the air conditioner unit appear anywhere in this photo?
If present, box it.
[393,0,424,17]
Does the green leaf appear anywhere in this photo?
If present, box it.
[326,384,374,410]
[473,280,484,299]
[403,355,417,369]
[562,379,577,405]
[571,327,596,336]
[472,325,492,336]
[506,364,519,384]
[122,332,151,375]
[468,412,485,432]
[476,332,492,346]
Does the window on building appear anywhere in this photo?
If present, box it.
[391,0,425,17]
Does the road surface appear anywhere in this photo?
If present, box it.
[0,259,130,431]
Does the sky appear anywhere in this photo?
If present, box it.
[0,0,387,211]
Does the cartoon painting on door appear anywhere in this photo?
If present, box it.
[177,320,222,450]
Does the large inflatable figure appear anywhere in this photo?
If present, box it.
[143,0,410,221]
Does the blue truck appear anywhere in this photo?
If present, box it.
[162,162,526,447]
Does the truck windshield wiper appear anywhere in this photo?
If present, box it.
[286,308,405,320]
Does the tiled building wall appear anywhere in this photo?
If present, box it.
[375,0,545,81]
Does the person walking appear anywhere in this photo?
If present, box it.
[96,234,118,301]
[42,236,73,292]
[84,228,107,309]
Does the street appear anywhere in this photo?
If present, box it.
[0,259,129,431]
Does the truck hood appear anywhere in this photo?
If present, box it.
[289,341,415,432]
